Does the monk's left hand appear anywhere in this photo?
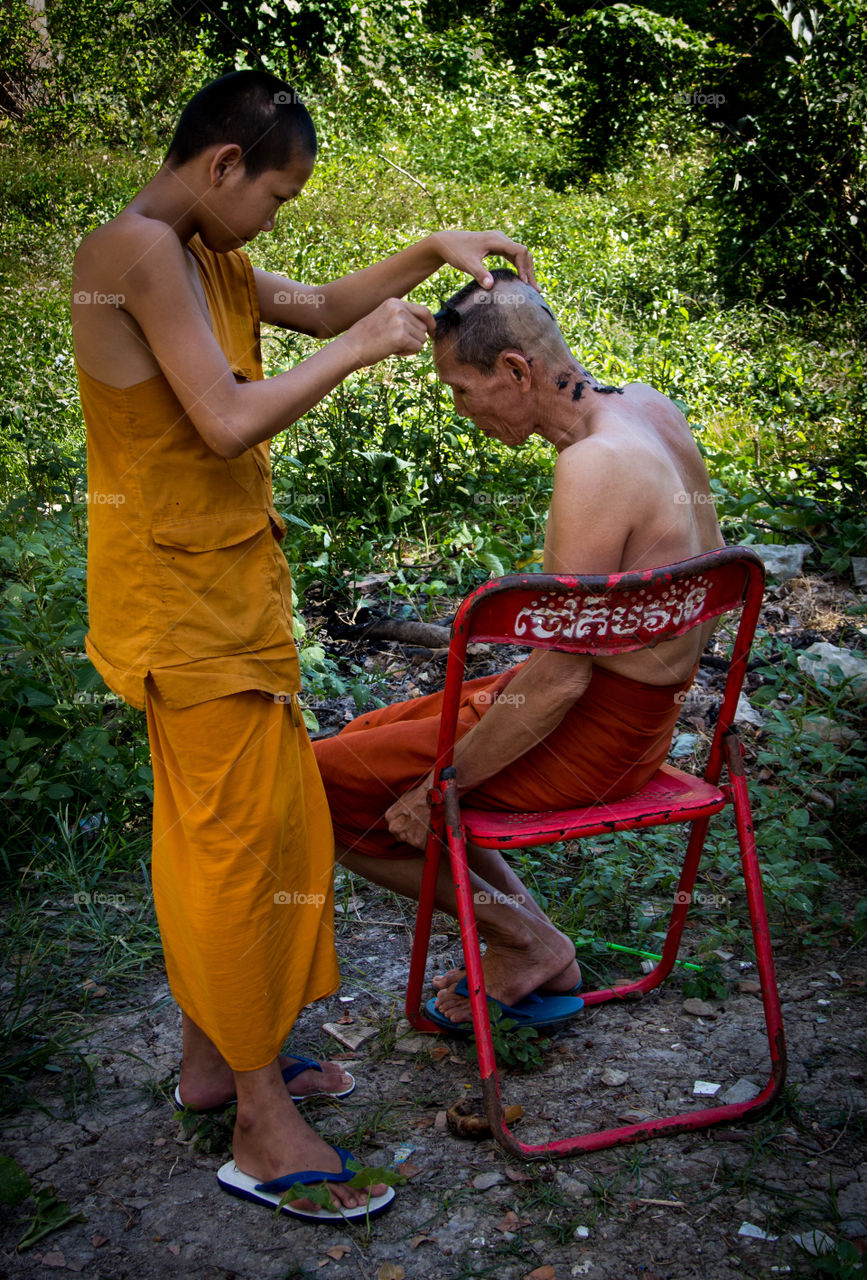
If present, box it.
[385,780,432,850]
[430,230,538,291]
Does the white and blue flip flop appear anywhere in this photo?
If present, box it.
[216,1146,395,1222]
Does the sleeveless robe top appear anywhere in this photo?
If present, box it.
[77,234,301,710]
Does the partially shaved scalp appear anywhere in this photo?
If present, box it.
[433,268,575,374]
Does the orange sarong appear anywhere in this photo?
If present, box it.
[313,663,693,859]
[147,685,339,1071]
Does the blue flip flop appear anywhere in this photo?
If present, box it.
[217,1145,395,1222]
[173,1055,356,1111]
[424,976,584,1035]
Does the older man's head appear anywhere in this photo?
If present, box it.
[432,269,579,444]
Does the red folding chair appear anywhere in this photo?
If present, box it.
[405,546,786,1157]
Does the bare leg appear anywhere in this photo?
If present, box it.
[178,1012,352,1110]
[231,1059,385,1214]
[336,842,579,1021]
[432,841,579,998]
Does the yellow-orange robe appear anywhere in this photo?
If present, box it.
[77,235,338,1069]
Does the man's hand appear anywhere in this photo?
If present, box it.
[430,230,538,290]
[342,297,434,368]
[385,778,433,850]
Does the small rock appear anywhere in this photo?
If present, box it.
[682,998,717,1017]
[737,980,761,994]
[797,642,867,702]
[41,1252,66,1268]
[839,1217,867,1239]
[852,556,867,589]
[574,1225,590,1239]
[754,542,811,581]
[600,1067,629,1087]
[722,1078,761,1105]
[802,714,860,747]
[472,1171,505,1191]
[734,692,764,728]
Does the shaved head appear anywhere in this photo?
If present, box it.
[433,268,575,375]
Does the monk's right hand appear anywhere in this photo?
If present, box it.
[342,297,434,368]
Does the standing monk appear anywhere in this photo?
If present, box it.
[313,268,725,1030]
[72,70,536,1220]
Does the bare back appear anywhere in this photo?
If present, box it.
[543,383,724,685]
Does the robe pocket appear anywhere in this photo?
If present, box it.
[151,509,281,658]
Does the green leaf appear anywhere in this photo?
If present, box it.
[17,1187,86,1251]
[0,1156,31,1207]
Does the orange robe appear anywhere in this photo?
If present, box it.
[313,662,694,860]
[78,236,338,1070]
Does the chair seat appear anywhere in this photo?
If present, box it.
[462,764,727,848]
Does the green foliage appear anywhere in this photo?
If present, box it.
[468,1002,545,1072]
[0,1156,31,1207]
[712,1,867,305]
[16,1186,86,1252]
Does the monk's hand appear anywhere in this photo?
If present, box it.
[385,780,432,850]
[344,297,434,367]
[430,230,538,290]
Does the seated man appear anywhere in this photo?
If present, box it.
[312,268,724,1026]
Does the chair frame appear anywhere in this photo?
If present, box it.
[404,546,787,1158]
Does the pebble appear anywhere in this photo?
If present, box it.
[682,998,717,1017]
[722,1078,761,1105]
[600,1067,629,1087]
[472,1171,505,1191]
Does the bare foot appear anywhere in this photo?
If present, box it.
[233,1075,385,1215]
[433,957,581,999]
[433,934,581,1023]
[178,1054,352,1110]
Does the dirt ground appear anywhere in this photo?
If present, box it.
[3,572,866,1279]
[2,901,866,1280]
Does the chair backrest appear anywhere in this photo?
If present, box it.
[436,547,765,789]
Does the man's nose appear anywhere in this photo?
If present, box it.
[261,217,275,233]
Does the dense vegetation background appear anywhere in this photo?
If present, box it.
[0,1,865,1088]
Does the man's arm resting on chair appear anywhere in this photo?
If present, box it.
[384,648,593,849]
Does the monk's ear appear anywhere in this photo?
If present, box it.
[501,351,533,390]
[210,144,244,186]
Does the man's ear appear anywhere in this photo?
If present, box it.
[501,351,533,390]
[209,144,244,186]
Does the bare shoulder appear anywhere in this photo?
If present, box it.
[75,212,185,285]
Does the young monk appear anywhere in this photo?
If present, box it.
[71,69,535,1220]
[313,269,726,1030]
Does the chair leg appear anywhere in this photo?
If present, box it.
[725,732,787,1103]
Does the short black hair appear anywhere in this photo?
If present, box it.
[165,70,316,178]
[434,268,524,373]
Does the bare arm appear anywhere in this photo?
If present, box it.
[386,439,635,848]
[112,219,432,458]
[255,231,538,336]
